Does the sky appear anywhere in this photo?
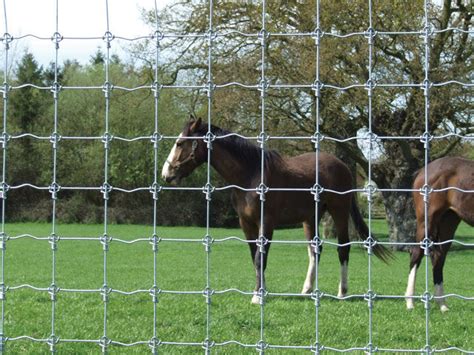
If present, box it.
[1,0,172,66]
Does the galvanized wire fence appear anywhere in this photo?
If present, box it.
[0,0,473,353]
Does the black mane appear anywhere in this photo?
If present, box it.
[193,123,284,174]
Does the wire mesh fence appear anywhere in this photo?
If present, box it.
[0,0,473,353]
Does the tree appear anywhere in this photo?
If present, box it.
[139,0,473,247]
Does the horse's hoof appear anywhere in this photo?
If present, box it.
[337,292,346,299]
[406,300,415,310]
[301,285,312,294]
[440,305,449,313]
[251,294,261,305]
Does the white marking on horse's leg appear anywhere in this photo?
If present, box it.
[161,133,182,180]
[251,293,261,305]
[302,245,315,294]
[434,283,449,312]
[337,261,348,298]
[405,265,417,310]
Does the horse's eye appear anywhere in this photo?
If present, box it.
[176,142,183,147]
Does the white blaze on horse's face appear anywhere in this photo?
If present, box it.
[161,134,182,184]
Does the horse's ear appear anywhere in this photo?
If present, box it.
[189,113,196,122]
[189,116,202,133]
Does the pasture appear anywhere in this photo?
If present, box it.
[2,221,474,353]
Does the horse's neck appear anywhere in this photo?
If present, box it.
[210,143,259,187]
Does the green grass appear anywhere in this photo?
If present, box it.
[1,221,473,353]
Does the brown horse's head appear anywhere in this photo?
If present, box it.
[161,116,207,185]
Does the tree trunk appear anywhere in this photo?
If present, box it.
[381,190,417,251]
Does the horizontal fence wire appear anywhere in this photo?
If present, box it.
[0,0,473,353]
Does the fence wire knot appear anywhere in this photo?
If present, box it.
[49,233,59,250]
[47,334,60,352]
[256,183,269,201]
[51,32,63,49]
[311,341,323,354]
[311,79,324,98]
[100,233,112,251]
[256,339,268,352]
[152,30,164,41]
[421,79,432,97]
[149,182,162,201]
[101,183,112,200]
[312,27,324,45]
[0,132,9,149]
[100,285,112,303]
[202,183,214,201]
[311,289,323,307]
[364,183,377,203]
[99,335,111,352]
[365,342,378,354]
[202,234,214,252]
[311,236,323,255]
[420,183,432,203]
[0,182,9,200]
[2,33,13,50]
[150,234,161,252]
[363,236,377,254]
[49,182,61,200]
[202,287,214,305]
[202,338,215,351]
[420,237,433,256]
[364,290,376,309]
[148,336,162,351]
[205,80,216,98]
[102,31,115,47]
[256,235,269,253]
[49,131,62,149]
[151,81,162,99]
[258,79,270,97]
[149,285,161,303]
[102,81,114,98]
[48,283,60,301]
[0,232,8,250]
[257,131,269,148]
[0,283,7,301]
[421,291,432,309]
[204,131,216,149]
[311,183,324,202]
[365,27,377,44]
[365,78,376,96]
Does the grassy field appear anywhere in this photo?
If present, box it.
[1,221,473,353]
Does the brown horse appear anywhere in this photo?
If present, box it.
[162,117,391,303]
[405,156,474,312]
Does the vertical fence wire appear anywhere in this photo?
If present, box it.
[366,0,375,352]
[0,0,8,352]
[47,0,61,352]
[150,1,161,353]
[312,0,322,353]
[101,0,112,352]
[258,1,267,353]
[204,0,214,353]
[422,1,432,354]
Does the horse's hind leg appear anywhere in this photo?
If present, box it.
[329,203,350,298]
[431,210,459,312]
[301,219,320,294]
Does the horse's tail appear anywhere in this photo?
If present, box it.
[350,195,393,263]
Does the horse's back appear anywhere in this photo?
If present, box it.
[284,152,353,191]
[414,156,474,190]
[413,156,474,225]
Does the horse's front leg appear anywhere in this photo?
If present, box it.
[252,222,274,304]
